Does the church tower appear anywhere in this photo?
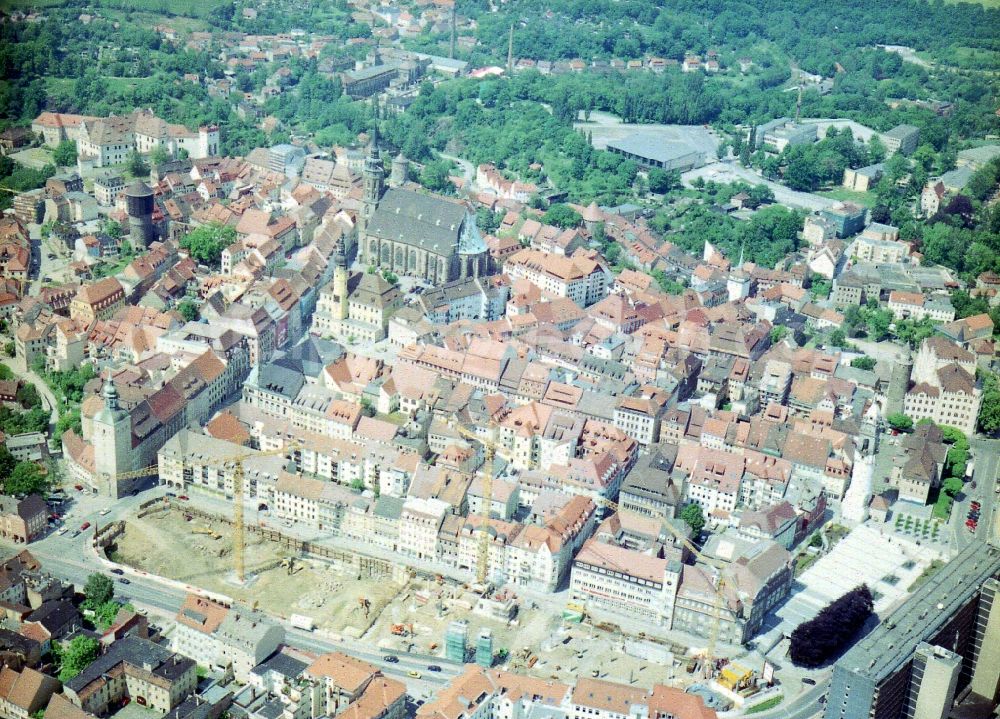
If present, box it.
[361,127,385,228]
[332,249,349,321]
[92,373,131,499]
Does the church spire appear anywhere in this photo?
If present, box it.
[101,369,119,412]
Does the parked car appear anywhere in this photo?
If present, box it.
[178,495,189,501]
[971,501,981,510]
[74,484,84,491]
[166,492,176,498]
[110,568,124,575]
[118,578,130,584]
[80,522,91,530]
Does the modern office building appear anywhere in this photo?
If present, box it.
[824,541,1000,719]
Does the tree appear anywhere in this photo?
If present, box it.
[979,372,1000,435]
[52,140,77,167]
[82,573,115,610]
[829,329,848,348]
[680,503,705,535]
[867,136,886,164]
[180,224,236,268]
[177,299,199,322]
[647,168,678,194]
[748,183,774,208]
[850,356,876,371]
[359,397,376,417]
[770,325,789,344]
[886,413,914,432]
[476,207,501,234]
[150,145,171,166]
[419,160,453,194]
[4,462,46,496]
[58,636,100,681]
[790,585,874,668]
[542,204,583,229]
[350,477,365,491]
[126,150,149,178]
[0,446,16,484]
[104,220,123,240]
[16,383,40,409]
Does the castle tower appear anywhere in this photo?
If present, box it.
[390,152,409,187]
[332,249,349,321]
[727,244,750,301]
[92,373,131,499]
[886,347,912,417]
[125,179,155,248]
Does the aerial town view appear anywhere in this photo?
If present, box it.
[0,0,998,717]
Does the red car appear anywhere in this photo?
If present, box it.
[179,495,189,501]
[971,501,981,510]
[80,522,91,531]
[74,484,84,491]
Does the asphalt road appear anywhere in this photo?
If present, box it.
[968,438,1000,545]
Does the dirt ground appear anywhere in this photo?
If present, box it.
[108,509,692,689]
[110,508,402,637]
[364,579,558,657]
[364,578,682,688]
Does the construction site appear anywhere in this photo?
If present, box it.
[108,503,404,638]
[107,501,706,690]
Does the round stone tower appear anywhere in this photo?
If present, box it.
[390,152,409,187]
[886,347,912,417]
[125,179,155,248]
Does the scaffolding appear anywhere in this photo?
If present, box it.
[445,620,468,663]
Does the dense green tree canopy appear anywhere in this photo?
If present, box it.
[180,224,237,269]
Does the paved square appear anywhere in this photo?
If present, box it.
[773,525,930,634]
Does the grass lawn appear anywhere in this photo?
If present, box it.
[746,695,784,713]
[931,492,953,520]
[824,523,851,546]
[9,147,54,170]
[794,552,820,577]
[816,187,877,207]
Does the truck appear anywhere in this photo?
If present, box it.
[289,614,315,631]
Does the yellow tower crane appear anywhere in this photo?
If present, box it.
[95,439,299,584]
[204,441,300,583]
[451,418,513,585]
[596,498,729,677]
